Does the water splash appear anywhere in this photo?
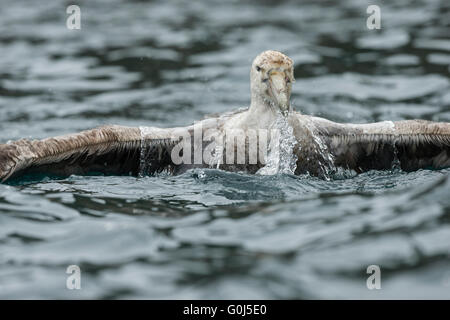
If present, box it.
[391,132,402,172]
[211,144,223,170]
[138,126,151,177]
[310,126,336,180]
[257,113,298,175]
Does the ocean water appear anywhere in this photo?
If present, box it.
[0,0,449,299]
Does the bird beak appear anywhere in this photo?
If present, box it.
[269,71,290,116]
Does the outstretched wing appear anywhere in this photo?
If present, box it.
[303,116,450,173]
[0,125,181,183]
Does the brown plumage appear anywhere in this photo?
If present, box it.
[1,113,449,183]
[0,125,182,182]
[291,116,450,177]
[1,50,449,183]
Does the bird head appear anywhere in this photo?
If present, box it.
[250,50,295,116]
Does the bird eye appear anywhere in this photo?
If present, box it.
[255,66,261,72]
[262,78,269,83]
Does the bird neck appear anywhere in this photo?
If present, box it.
[247,92,281,127]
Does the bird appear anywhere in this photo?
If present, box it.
[0,50,449,183]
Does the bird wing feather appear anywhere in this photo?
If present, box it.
[300,116,450,173]
[0,125,182,182]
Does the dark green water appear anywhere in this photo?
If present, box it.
[0,0,449,299]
